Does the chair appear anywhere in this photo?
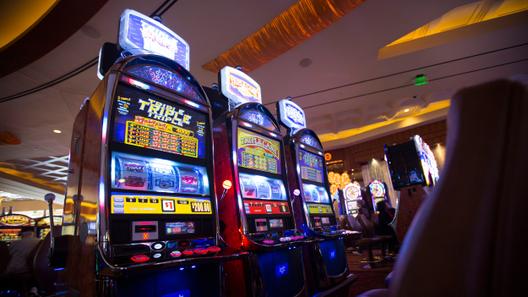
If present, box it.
[358,79,528,296]
[33,226,61,294]
[355,211,391,265]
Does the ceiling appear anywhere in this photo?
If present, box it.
[0,0,527,190]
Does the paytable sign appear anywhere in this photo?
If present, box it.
[219,66,262,108]
[277,99,306,135]
[119,9,190,70]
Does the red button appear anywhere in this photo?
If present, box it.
[130,254,150,263]
[194,248,208,255]
[207,246,221,253]
[182,249,194,256]
[170,250,182,258]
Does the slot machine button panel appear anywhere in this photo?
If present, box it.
[152,242,165,250]
[130,254,150,263]
[182,249,194,256]
[262,239,275,245]
[207,246,221,253]
[279,237,291,242]
[193,248,208,255]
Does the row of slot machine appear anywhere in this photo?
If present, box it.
[48,9,356,297]
[343,180,392,218]
[341,134,440,239]
[0,214,62,241]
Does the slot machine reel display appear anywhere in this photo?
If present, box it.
[51,10,243,297]
[277,99,356,294]
[208,66,307,297]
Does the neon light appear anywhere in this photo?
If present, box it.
[127,77,150,90]
[183,99,200,109]
[275,263,288,277]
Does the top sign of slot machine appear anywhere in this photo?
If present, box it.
[52,9,242,297]
[277,99,356,294]
[206,66,308,297]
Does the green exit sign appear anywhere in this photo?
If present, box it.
[414,74,428,86]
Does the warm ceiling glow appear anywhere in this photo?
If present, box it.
[202,0,366,73]
[53,129,62,134]
[379,0,528,59]
[319,99,450,143]
[0,0,59,50]
[404,108,410,112]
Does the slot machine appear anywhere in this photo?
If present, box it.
[367,180,391,212]
[277,99,356,295]
[343,182,363,218]
[207,66,307,297]
[384,134,439,242]
[52,10,243,297]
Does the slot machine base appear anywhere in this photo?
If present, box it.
[105,263,222,297]
[249,248,306,297]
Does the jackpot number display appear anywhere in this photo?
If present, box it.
[111,195,212,215]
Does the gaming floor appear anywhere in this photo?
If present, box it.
[346,250,394,296]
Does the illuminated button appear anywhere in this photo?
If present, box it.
[152,242,164,250]
[170,250,182,258]
[262,239,275,245]
[193,248,208,255]
[207,246,221,253]
[152,253,162,259]
[166,241,178,249]
[279,237,291,242]
[130,254,149,263]
[182,250,194,256]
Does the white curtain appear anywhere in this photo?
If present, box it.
[360,159,399,207]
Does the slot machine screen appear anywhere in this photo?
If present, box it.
[298,149,324,184]
[111,151,209,195]
[255,219,268,232]
[237,128,281,174]
[269,219,284,229]
[239,173,286,201]
[112,85,208,159]
[165,221,195,235]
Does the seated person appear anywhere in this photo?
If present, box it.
[1,227,41,288]
[375,201,399,253]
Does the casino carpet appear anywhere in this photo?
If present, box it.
[346,249,394,296]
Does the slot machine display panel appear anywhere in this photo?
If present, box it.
[235,126,295,236]
[103,58,220,268]
[284,127,353,290]
[295,132,337,230]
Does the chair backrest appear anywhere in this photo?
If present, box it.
[33,226,61,293]
[389,80,528,297]
[357,212,376,237]
[0,241,10,274]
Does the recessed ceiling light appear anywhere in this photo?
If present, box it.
[53,129,62,134]
[299,58,312,68]
[403,108,410,112]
